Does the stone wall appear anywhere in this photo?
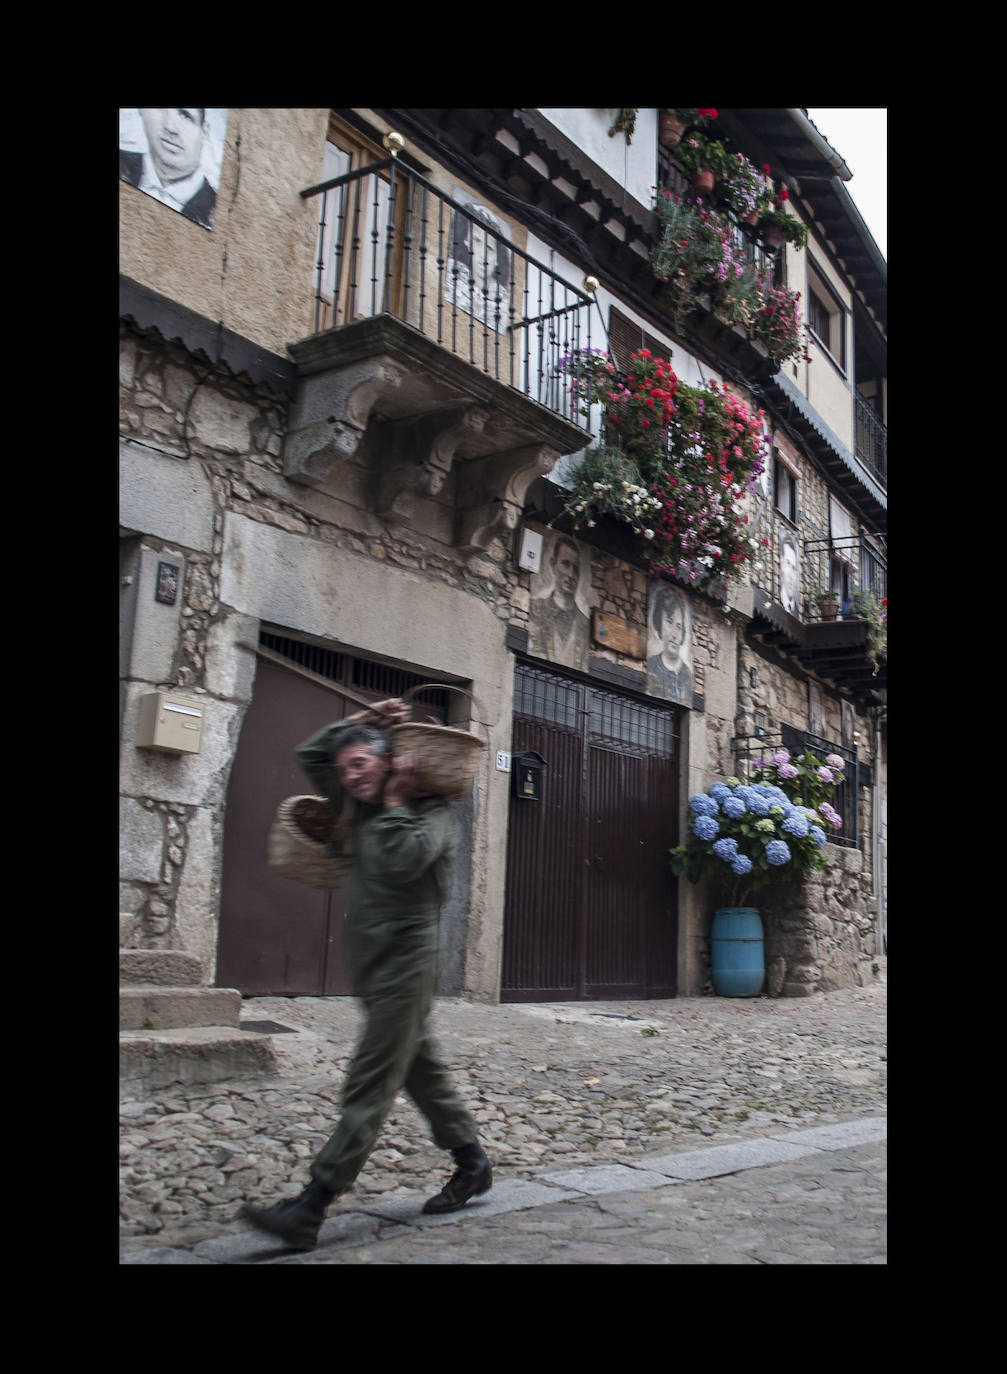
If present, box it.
[759,843,882,997]
[119,322,525,996]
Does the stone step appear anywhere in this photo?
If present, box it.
[119,986,242,1031]
[119,1026,277,1092]
[119,950,203,986]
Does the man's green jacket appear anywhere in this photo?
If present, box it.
[296,718,453,995]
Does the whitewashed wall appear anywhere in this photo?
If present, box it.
[538,109,658,210]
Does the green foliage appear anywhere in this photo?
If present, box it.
[759,206,809,249]
[850,590,887,670]
[675,135,734,181]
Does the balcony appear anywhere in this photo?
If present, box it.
[282,149,592,548]
[855,393,887,492]
[749,535,886,703]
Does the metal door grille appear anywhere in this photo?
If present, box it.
[259,629,450,721]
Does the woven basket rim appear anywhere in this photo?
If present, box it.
[392,723,485,747]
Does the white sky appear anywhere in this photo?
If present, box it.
[804,108,887,260]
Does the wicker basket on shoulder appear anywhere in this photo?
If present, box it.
[391,684,486,802]
[267,794,353,889]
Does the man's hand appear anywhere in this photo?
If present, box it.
[384,751,422,808]
[366,698,410,728]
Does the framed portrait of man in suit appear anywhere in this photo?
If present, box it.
[779,527,801,617]
[119,109,228,231]
[445,189,512,329]
[527,530,591,672]
[842,699,856,750]
[808,679,825,738]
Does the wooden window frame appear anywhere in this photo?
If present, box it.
[806,262,847,373]
[773,448,798,526]
[608,306,673,373]
[312,114,409,331]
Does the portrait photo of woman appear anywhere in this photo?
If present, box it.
[646,582,693,704]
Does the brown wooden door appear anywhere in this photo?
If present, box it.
[216,656,353,996]
[501,663,679,1001]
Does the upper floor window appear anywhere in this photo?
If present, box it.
[774,449,798,524]
[807,264,846,372]
[608,306,673,373]
[313,115,397,330]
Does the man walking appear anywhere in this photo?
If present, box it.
[241,697,492,1250]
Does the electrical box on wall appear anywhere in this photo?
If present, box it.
[136,692,204,754]
[516,526,543,574]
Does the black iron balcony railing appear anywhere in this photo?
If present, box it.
[855,393,887,491]
[803,535,887,622]
[732,729,859,849]
[299,156,599,433]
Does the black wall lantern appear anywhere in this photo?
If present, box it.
[512,749,547,801]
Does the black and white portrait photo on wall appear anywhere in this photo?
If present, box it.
[445,189,512,329]
[119,109,228,230]
[778,526,801,617]
[842,699,856,750]
[749,422,774,536]
[808,679,825,738]
[527,530,591,672]
[646,582,693,705]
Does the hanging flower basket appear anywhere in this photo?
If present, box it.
[659,112,688,148]
[760,220,784,250]
[692,167,715,195]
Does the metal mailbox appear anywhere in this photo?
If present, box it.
[136,691,204,754]
[512,749,547,801]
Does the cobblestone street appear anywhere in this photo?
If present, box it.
[120,966,886,1262]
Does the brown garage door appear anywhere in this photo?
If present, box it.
[216,652,355,996]
[501,662,680,1001]
[216,638,454,996]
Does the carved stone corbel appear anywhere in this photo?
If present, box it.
[283,356,407,488]
[455,443,559,552]
[374,405,490,520]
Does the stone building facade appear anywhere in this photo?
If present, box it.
[119,107,886,1007]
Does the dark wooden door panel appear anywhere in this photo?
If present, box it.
[502,663,680,1001]
[216,657,352,996]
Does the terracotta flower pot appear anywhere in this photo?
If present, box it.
[692,168,715,195]
[659,112,687,148]
[760,221,784,249]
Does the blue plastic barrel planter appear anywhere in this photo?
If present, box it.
[711,907,765,997]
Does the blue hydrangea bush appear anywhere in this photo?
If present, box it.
[670,771,840,908]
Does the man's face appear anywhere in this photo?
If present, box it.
[553,544,579,597]
[139,108,206,183]
[335,742,390,805]
[661,606,685,653]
